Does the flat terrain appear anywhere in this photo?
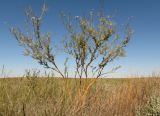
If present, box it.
[0,77,160,116]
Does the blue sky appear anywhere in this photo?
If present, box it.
[0,0,160,77]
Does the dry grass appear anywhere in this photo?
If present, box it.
[0,76,159,116]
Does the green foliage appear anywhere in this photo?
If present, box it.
[137,96,160,116]
[62,13,132,80]
[11,4,132,83]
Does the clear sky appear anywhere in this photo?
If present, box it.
[0,0,160,77]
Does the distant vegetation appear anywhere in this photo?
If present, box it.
[0,74,159,116]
